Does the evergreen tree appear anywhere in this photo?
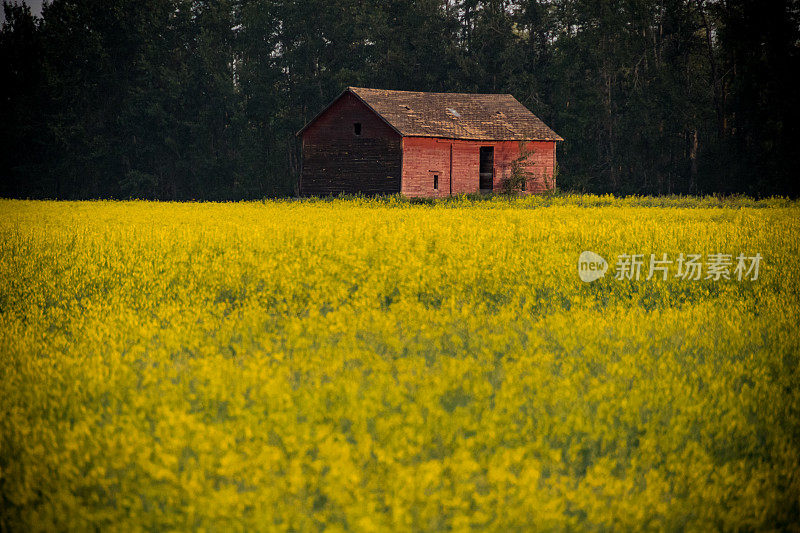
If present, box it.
[0,2,45,196]
[0,0,796,198]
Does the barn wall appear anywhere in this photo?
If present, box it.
[495,140,556,194]
[401,138,556,197]
[300,93,402,196]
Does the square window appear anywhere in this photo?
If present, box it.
[353,123,362,136]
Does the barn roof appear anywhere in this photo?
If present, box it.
[298,87,563,141]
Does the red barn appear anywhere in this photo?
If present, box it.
[297,87,562,197]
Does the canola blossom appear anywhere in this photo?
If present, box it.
[1,195,799,530]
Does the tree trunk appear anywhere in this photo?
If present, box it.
[696,0,725,138]
[690,129,698,193]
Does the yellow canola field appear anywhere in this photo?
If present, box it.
[1,196,799,531]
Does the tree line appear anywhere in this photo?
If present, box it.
[1,0,798,200]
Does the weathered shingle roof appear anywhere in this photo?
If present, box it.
[347,87,562,141]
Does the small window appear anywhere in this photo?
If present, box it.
[353,123,361,136]
[433,174,439,191]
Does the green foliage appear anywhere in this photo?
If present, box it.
[501,141,535,195]
[0,0,798,198]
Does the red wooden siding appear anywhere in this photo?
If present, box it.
[300,92,402,196]
[401,138,556,197]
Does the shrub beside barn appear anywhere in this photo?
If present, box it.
[297,87,563,197]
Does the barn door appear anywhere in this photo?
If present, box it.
[479,147,494,191]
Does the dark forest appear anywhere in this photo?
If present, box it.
[1,0,798,200]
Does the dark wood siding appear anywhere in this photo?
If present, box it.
[300,93,402,196]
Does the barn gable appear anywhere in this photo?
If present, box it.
[299,90,401,140]
[299,91,403,196]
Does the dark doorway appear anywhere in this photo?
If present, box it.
[479,147,494,191]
